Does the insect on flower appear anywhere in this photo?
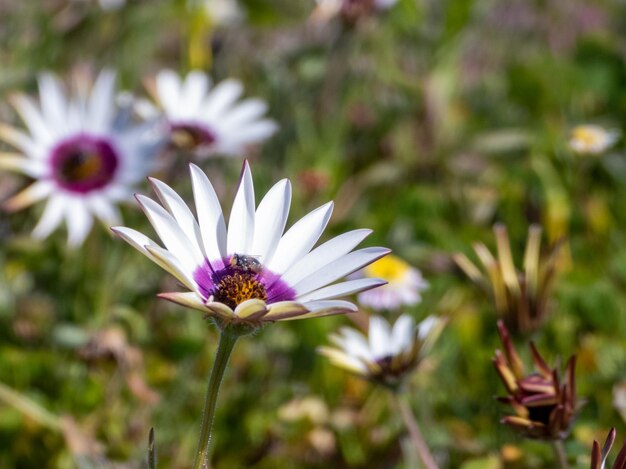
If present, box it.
[229,254,263,274]
[112,161,390,331]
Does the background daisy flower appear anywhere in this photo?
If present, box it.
[569,124,620,155]
[319,314,444,388]
[357,254,429,312]
[112,161,389,327]
[143,70,278,157]
[312,0,398,24]
[0,70,162,246]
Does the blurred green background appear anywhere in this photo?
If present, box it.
[2,0,626,467]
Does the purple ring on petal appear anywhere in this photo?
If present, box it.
[50,134,119,193]
[194,257,296,309]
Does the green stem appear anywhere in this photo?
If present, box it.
[192,331,238,469]
[391,392,439,469]
[552,440,570,469]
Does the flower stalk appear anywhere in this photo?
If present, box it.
[192,331,239,469]
[391,392,439,469]
[454,224,563,334]
[552,440,569,469]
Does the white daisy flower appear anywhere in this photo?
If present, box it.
[311,0,398,24]
[0,70,162,246]
[98,0,125,10]
[357,254,428,311]
[205,0,244,26]
[569,124,620,155]
[112,161,389,327]
[143,70,278,157]
[319,314,444,387]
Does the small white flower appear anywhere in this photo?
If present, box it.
[205,0,243,26]
[357,254,428,311]
[319,314,444,386]
[98,0,125,10]
[0,70,162,246]
[112,161,389,326]
[143,70,278,157]
[569,124,620,155]
[311,0,398,23]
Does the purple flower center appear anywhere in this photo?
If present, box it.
[170,122,215,149]
[50,134,119,193]
[194,256,296,310]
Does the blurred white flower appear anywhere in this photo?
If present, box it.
[357,254,428,311]
[569,124,619,155]
[311,0,398,24]
[112,161,389,327]
[141,70,278,158]
[205,0,243,26]
[0,70,162,246]
[98,0,125,11]
[319,314,444,387]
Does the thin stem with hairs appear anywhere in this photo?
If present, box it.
[391,391,439,469]
[552,440,570,469]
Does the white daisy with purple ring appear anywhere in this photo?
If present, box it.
[0,70,162,246]
[142,70,278,157]
[112,161,389,325]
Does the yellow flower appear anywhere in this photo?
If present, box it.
[359,255,428,311]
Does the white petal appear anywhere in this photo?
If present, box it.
[297,278,386,302]
[182,71,210,113]
[88,70,116,132]
[65,200,94,247]
[158,292,209,313]
[38,73,67,133]
[267,201,333,274]
[88,196,121,226]
[204,79,244,120]
[281,229,372,287]
[220,99,268,127]
[156,70,183,117]
[9,93,52,143]
[318,347,368,374]
[333,328,372,360]
[136,195,202,274]
[224,120,278,145]
[417,316,440,340]
[0,152,46,177]
[285,300,357,320]
[251,179,291,263]
[4,180,54,211]
[111,226,158,255]
[150,177,204,257]
[190,164,227,261]
[226,161,255,255]
[368,316,393,358]
[293,247,390,296]
[145,245,197,291]
[0,123,41,155]
[32,195,66,240]
[391,314,415,355]
[234,299,268,319]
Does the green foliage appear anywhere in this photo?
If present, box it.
[1,0,626,467]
